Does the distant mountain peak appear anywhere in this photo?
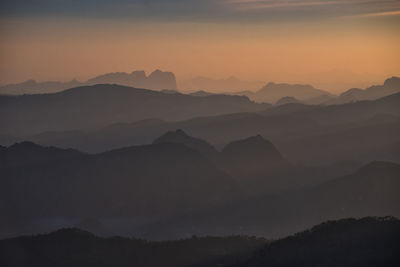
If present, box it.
[223,135,276,151]
[153,129,219,160]
[9,141,39,149]
[87,69,177,90]
[154,129,190,141]
[248,82,330,103]
[222,135,284,162]
[383,76,400,87]
[221,135,289,177]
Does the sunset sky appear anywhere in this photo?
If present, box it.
[1,0,399,92]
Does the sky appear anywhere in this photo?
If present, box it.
[0,0,400,93]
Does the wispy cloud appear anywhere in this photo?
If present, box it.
[1,0,400,23]
[226,0,344,11]
[350,9,400,18]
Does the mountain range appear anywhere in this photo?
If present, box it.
[142,161,400,240]
[1,131,300,238]
[0,69,177,95]
[4,91,398,166]
[238,82,332,103]
[232,76,400,105]
[1,130,399,240]
[1,217,398,267]
[0,84,268,136]
[328,76,400,105]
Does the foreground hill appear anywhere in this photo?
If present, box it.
[237,217,400,267]
[0,84,268,136]
[0,229,265,267]
[0,217,398,267]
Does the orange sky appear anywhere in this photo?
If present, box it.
[1,1,399,93]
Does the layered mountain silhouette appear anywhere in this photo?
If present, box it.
[327,76,400,105]
[221,135,290,176]
[87,69,177,90]
[0,84,268,136]
[238,217,400,267]
[0,141,241,239]
[153,129,220,161]
[154,131,297,194]
[0,229,265,267]
[0,132,319,238]
[6,92,399,165]
[0,141,83,168]
[1,217,398,267]
[239,82,331,103]
[0,70,177,95]
[141,161,400,239]
[0,79,82,95]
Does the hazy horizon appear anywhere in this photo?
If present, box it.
[1,0,400,93]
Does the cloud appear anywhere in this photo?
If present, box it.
[349,9,400,17]
[226,0,344,11]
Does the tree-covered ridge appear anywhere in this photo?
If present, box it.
[236,216,400,267]
[1,217,399,267]
[0,230,264,267]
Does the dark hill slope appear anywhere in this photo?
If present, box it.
[0,229,265,267]
[237,217,400,267]
[141,161,400,239]
[0,142,239,225]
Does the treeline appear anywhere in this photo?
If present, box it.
[1,217,400,267]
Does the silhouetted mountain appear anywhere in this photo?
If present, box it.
[87,70,148,87]
[154,131,300,194]
[0,70,178,95]
[141,161,400,239]
[0,84,268,136]
[237,217,400,267]
[221,135,289,177]
[0,141,83,168]
[147,69,177,90]
[326,76,400,105]
[74,218,114,237]
[88,69,178,90]
[1,217,397,267]
[0,79,81,95]
[6,92,398,165]
[0,141,240,238]
[275,96,302,105]
[0,230,265,267]
[242,82,331,103]
[153,129,219,161]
